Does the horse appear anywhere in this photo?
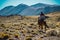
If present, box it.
[38,16,49,32]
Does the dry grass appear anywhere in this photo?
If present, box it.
[0,12,60,40]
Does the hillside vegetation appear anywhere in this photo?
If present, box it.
[0,12,60,40]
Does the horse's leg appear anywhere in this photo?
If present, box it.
[45,25,46,32]
[40,25,43,31]
[39,25,44,32]
[45,22,49,28]
[44,22,49,32]
[38,24,42,30]
[39,25,40,29]
[38,21,41,30]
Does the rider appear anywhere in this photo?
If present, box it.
[38,12,46,22]
[38,12,49,28]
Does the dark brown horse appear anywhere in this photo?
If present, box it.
[38,13,49,32]
[38,19,49,32]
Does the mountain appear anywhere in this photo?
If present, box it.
[0,3,60,16]
[20,3,60,16]
[43,5,60,13]
[20,3,48,16]
[31,3,50,8]
[20,7,44,16]
[7,4,29,16]
[20,7,37,16]
[0,4,29,16]
[0,6,14,16]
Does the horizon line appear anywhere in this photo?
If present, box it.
[0,3,60,10]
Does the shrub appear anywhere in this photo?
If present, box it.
[0,24,5,28]
[26,38,32,40]
[46,30,58,36]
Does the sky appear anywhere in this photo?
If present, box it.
[0,0,60,10]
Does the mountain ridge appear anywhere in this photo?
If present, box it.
[0,3,60,16]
